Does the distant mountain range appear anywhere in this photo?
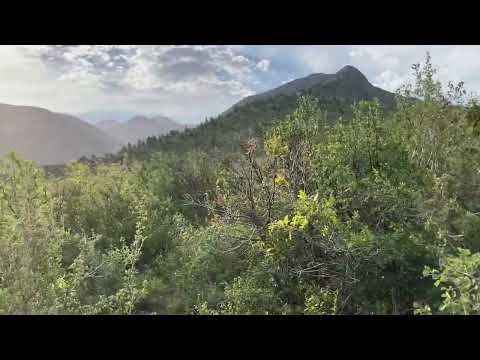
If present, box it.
[95,116,185,146]
[0,104,184,166]
[77,111,149,124]
[0,103,121,166]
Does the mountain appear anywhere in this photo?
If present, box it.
[96,115,185,145]
[77,111,145,124]
[227,65,395,113]
[0,103,121,166]
[117,65,397,161]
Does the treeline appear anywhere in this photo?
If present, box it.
[1,55,480,314]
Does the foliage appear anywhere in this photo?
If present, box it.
[420,248,480,315]
[0,154,148,314]
[2,53,480,315]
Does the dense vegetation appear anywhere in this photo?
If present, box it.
[2,54,480,314]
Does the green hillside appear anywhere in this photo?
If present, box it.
[114,66,397,162]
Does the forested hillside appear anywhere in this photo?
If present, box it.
[114,65,396,161]
[2,55,480,314]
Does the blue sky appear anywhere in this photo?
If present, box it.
[1,45,479,124]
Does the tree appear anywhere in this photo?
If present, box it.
[0,153,148,314]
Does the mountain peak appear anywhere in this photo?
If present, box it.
[336,65,369,82]
[227,64,393,115]
[336,65,361,74]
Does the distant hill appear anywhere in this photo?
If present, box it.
[96,115,185,145]
[77,111,145,124]
[117,65,397,161]
[0,103,121,166]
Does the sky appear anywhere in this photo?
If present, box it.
[1,45,479,124]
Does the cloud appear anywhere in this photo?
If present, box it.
[26,45,262,97]
[7,45,274,123]
[1,45,480,124]
[372,69,406,92]
[256,59,270,72]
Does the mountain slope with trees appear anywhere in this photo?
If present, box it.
[116,65,397,161]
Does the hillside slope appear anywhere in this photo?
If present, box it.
[118,65,396,161]
[228,65,395,112]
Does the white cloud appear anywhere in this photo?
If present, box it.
[372,69,407,92]
[0,45,272,123]
[256,59,270,72]
[2,45,480,125]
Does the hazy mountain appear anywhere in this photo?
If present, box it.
[96,115,185,145]
[119,65,397,160]
[0,103,121,165]
[77,111,148,124]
